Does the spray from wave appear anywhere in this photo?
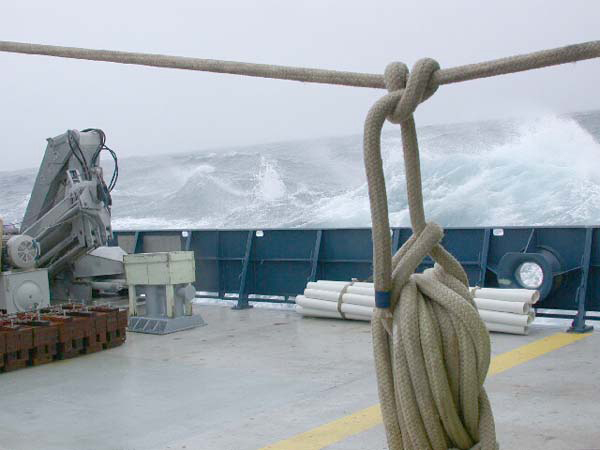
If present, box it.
[1,111,599,229]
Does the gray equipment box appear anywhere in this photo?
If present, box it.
[125,251,205,334]
[0,269,50,314]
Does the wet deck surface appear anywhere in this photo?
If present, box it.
[0,303,598,450]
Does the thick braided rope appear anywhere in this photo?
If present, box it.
[364,60,497,450]
[0,40,598,89]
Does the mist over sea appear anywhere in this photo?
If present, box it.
[1,110,599,230]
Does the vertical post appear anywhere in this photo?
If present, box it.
[184,230,192,251]
[185,230,198,295]
[165,284,176,318]
[233,230,254,310]
[309,230,323,282]
[185,295,193,316]
[216,231,224,299]
[569,228,594,333]
[128,284,137,316]
[479,228,491,287]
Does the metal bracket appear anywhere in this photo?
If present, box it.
[568,228,594,333]
[309,230,323,282]
[479,228,491,287]
[233,230,254,310]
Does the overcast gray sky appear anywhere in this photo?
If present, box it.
[1,0,598,170]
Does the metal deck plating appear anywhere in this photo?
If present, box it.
[0,303,596,450]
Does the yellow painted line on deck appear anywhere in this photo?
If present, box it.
[488,331,590,375]
[260,404,383,450]
[260,331,592,450]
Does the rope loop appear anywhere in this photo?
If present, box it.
[384,58,440,124]
[364,57,497,450]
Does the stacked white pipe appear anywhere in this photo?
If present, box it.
[295,281,374,322]
[296,281,538,335]
[471,287,538,335]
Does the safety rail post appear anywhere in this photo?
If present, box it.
[309,230,323,282]
[233,230,254,310]
[569,227,594,333]
[216,231,224,299]
[478,228,491,287]
[184,230,193,251]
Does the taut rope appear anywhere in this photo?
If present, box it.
[0,40,598,89]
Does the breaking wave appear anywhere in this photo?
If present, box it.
[1,111,599,230]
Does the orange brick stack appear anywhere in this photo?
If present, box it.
[0,304,128,373]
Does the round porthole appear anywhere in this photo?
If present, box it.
[515,261,544,289]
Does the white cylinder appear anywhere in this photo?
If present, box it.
[296,295,373,318]
[313,281,539,304]
[302,282,540,330]
[342,293,375,308]
[303,288,342,302]
[315,280,349,286]
[484,322,528,335]
[296,305,370,321]
[478,309,533,327]
[306,281,350,292]
[473,288,539,304]
[346,286,375,296]
[475,298,530,314]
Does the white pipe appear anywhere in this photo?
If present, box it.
[299,281,538,332]
[306,281,351,292]
[312,281,539,304]
[304,289,376,308]
[342,293,376,308]
[472,288,539,304]
[346,286,375,296]
[296,295,374,317]
[478,309,533,327]
[484,322,528,335]
[297,306,531,334]
[296,305,370,321]
[475,298,530,314]
[303,288,342,302]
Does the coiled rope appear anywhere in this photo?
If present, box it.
[361,44,597,450]
[364,59,496,450]
[2,39,600,450]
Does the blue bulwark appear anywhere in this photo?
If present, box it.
[114,226,600,331]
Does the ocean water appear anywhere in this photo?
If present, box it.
[1,110,599,230]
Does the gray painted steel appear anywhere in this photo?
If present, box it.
[127,314,206,334]
[0,304,597,450]
[124,251,204,334]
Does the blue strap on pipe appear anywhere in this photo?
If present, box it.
[375,290,391,309]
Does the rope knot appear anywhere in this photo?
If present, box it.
[384,58,440,124]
